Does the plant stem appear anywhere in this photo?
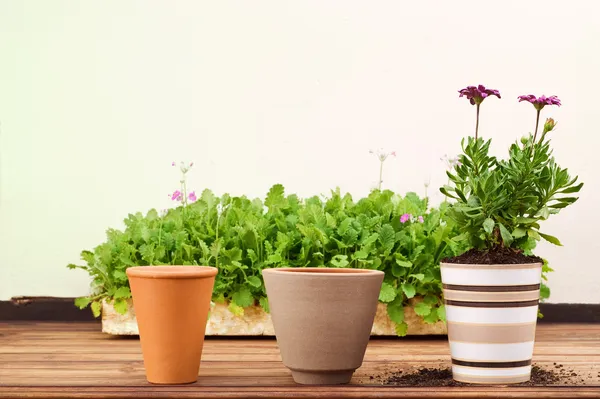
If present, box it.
[533,109,541,143]
[215,210,220,269]
[378,159,384,191]
[475,103,480,140]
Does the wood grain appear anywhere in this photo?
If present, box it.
[0,322,599,398]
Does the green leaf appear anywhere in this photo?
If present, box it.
[512,227,527,238]
[113,286,131,299]
[74,297,91,310]
[422,307,439,324]
[91,301,102,318]
[213,293,226,304]
[113,270,127,281]
[483,218,495,234]
[539,232,562,246]
[331,255,349,268]
[378,224,396,253]
[401,283,416,299]
[265,184,286,213]
[259,297,270,313]
[232,287,254,307]
[528,229,541,240]
[540,284,550,300]
[228,302,244,317]
[437,304,446,322]
[113,298,128,315]
[498,223,513,246]
[246,276,262,288]
[558,182,583,194]
[395,259,412,268]
[413,301,432,316]
[395,322,408,337]
[409,273,425,282]
[378,283,397,303]
[423,294,438,305]
[352,250,369,260]
[386,299,405,324]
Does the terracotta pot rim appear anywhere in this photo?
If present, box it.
[262,267,383,277]
[126,266,217,279]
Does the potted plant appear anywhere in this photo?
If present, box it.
[127,265,217,384]
[440,85,583,384]
[262,267,384,384]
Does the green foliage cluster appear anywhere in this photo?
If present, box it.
[440,132,582,251]
[69,186,469,335]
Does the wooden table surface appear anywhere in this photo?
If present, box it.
[1,322,599,398]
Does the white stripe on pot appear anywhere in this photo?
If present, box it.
[445,305,539,324]
[452,365,531,377]
[440,267,542,286]
[449,341,535,362]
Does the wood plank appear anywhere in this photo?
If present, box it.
[0,322,599,398]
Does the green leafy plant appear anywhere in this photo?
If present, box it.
[441,86,582,258]
[69,180,467,335]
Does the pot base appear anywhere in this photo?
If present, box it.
[290,369,354,385]
[147,378,198,385]
[453,372,531,385]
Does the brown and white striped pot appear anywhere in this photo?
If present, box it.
[440,262,542,384]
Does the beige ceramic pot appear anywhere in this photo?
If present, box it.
[262,267,384,385]
[127,266,217,384]
[441,262,542,384]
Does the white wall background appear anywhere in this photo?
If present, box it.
[1,1,598,303]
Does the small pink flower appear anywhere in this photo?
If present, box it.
[391,151,397,157]
[171,161,175,166]
[418,215,424,223]
[188,191,197,202]
[189,162,194,167]
[400,213,412,223]
[171,190,182,201]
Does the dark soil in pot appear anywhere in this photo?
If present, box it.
[442,246,543,264]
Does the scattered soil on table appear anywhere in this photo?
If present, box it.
[442,247,543,265]
[373,364,586,387]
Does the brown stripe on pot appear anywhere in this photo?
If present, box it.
[453,373,531,385]
[452,359,532,368]
[447,322,536,344]
[442,284,540,292]
[444,299,539,308]
[443,289,540,302]
[441,263,542,270]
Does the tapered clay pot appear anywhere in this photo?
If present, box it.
[126,266,217,384]
[262,267,384,385]
[441,262,542,384]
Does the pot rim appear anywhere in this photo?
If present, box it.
[262,267,384,277]
[440,262,542,268]
[126,265,218,279]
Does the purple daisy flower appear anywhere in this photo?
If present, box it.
[518,94,561,111]
[459,85,501,105]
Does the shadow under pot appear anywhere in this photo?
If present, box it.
[441,262,542,385]
[262,267,384,385]
[126,266,217,385]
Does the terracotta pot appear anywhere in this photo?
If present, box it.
[126,266,217,384]
[440,262,542,384]
[262,267,384,385]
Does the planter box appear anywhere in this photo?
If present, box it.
[102,299,446,336]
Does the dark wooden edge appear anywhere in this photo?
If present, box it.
[0,297,98,322]
[538,303,600,323]
[1,386,600,399]
[1,297,599,324]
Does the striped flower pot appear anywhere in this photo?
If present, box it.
[441,262,542,384]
